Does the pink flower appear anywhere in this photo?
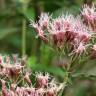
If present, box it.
[92,44,96,51]
[24,72,32,85]
[16,87,24,96]
[12,54,18,64]
[47,89,55,96]
[81,4,96,22]
[31,11,93,54]
[31,22,44,37]
[75,43,86,53]
[35,88,45,96]
[0,54,3,64]
[1,80,9,96]
[48,14,75,46]
[0,55,24,79]
[35,72,50,88]
[31,13,50,30]
[73,18,92,43]
[81,4,96,32]
[48,14,74,34]
[6,55,10,64]
[30,13,50,43]
[38,13,50,28]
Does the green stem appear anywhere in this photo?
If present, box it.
[59,53,75,95]
[58,72,69,96]
[22,5,27,56]
[22,18,26,56]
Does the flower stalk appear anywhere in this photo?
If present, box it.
[22,2,28,56]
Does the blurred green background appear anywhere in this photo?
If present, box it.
[0,0,96,96]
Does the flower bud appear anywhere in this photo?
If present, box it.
[24,72,32,85]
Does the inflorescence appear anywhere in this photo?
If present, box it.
[0,54,63,96]
[31,4,96,55]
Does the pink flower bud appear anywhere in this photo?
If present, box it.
[36,72,50,88]
[73,42,86,54]
[92,44,96,51]
[12,54,18,64]
[24,72,32,85]
[1,80,9,96]
[47,89,55,96]
[6,55,10,64]
[81,4,96,32]
[0,54,3,64]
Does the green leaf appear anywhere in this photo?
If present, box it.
[0,28,18,40]
[27,56,66,78]
[29,64,66,78]
[27,56,37,67]
[74,85,87,96]
[23,8,35,20]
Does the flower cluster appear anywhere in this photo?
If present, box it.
[81,4,96,32]
[31,4,96,55]
[0,55,63,96]
[0,54,24,79]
